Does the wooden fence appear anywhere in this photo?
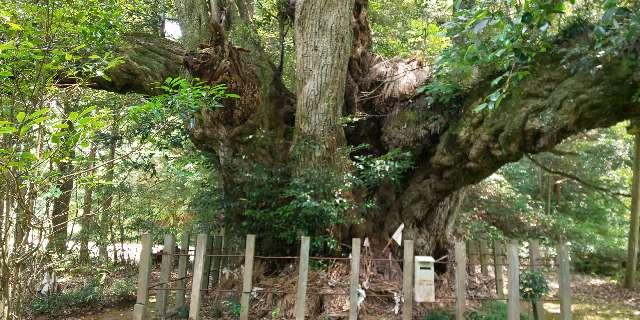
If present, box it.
[133,234,573,320]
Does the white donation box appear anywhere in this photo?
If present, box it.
[414,256,436,302]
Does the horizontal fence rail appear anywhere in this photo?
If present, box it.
[133,233,572,319]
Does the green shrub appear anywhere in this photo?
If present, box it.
[520,270,549,320]
[422,310,453,320]
[107,277,136,298]
[31,286,99,315]
[467,301,529,320]
[223,299,241,317]
[30,275,136,316]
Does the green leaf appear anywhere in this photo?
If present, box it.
[488,90,502,102]
[491,74,506,87]
[7,21,22,30]
[27,108,50,120]
[474,103,489,112]
[16,112,26,123]
[0,126,16,135]
[78,105,96,117]
[20,151,36,162]
[19,124,33,136]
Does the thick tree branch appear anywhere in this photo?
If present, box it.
[391,33,640,245]
[92,34,186,94]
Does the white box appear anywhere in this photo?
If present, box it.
[414,256,435,302]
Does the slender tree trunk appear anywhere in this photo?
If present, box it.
[0,181,4,240]
[50,159,74,254]
[625,122,640,288]
[50,104,76,254]
[293,0,354,169]
[99,126,118,260]
[79,145,97,263]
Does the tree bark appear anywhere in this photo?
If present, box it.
[173,0,216,50]
[292,0,354,169]
[99,127,118,260]
[79,145,97,263]
[625,122,640,288]
[50,159,74,254]
[50,105,76,254]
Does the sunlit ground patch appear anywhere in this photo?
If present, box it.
[543,301,640,319]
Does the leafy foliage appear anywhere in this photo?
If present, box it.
[354,148,414,189]
[424,0,573,107]
[520,270,550,301]
[422,310,453,320]
[369,0,451,59]
[462,124,633,275]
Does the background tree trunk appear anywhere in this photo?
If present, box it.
[99,127,118,260]
[625,121,640,288]
[174,0,216,50]
[79,145,97,263]
[50,160,74,254]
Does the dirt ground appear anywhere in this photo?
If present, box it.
[54,272,640,319]
[35,306,133,320]
[542,273,640,320]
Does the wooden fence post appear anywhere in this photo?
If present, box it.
[455,241,467,320]
[467,240,476,276]
[494,241,505,299]
[240,234,256,320]
[201,235,214,289]
[402,240,414,320]
[455,241,466,320]
[219,228,229,275]
[210,232,224,286]
[157,234,175,317]
[480,239,489,276]
[133,233,152,320]
[349,238,361,320]
[189,234,208,320]
[294,236,310,320]
[507,240,520,320]
[175,232,189,308]
[529,239,544,319]
[558,242,572,320]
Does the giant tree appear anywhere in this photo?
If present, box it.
[94,0,640,255]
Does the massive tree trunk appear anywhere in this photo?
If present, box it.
[94,1,640,254]
[293,0,353,169]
